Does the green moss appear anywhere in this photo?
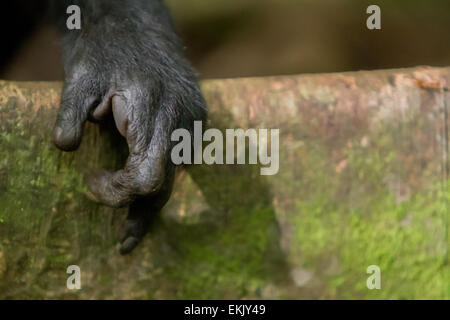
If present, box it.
[0,123,85,231]
[0,106,126,297]
[293,184,448,299]
[288,135,449,299]
[162,206,283,299]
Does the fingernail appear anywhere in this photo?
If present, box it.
[54,127,63,141]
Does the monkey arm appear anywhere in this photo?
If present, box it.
[49,0,207,253]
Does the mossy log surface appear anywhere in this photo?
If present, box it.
[0,67,448,299]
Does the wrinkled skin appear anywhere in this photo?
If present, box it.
[49,0,207,254]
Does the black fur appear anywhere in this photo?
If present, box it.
[47,0,207,253]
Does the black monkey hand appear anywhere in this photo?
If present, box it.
[52,1,206,213]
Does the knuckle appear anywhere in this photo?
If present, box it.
[53,126,80,151]
[135,176,164,195]
[134,164,165,195]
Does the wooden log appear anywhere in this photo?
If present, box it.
[0,66,448,299]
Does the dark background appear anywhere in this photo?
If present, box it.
[2,0,450,80]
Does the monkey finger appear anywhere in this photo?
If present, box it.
[87,130,170,208]
[120,237,140,255]
[53,83,100,151]
[89,89,116,122]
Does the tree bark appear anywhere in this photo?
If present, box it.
[0,66,448,299]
